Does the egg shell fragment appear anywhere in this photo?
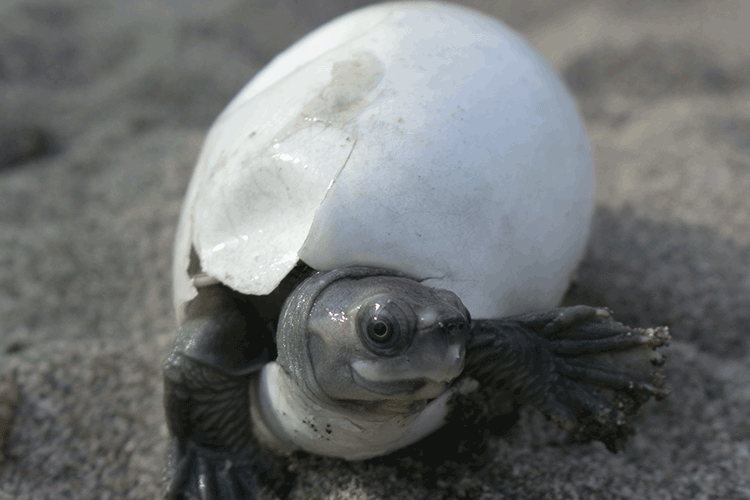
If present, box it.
[173,1,594,322]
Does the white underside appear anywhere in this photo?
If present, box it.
[250,362,475,460]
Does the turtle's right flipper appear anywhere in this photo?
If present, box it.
[163,353,283,500]
[162,286,287,500]
[465,306,670,452]
[166,438,267,500]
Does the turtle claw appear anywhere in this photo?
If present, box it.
[538,359,649,451]
[165,440,274,500]
[163,321,289,500]
[546,320,669,451]
[465,306,670,451]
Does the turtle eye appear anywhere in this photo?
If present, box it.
[369,319,393,343]
[358,299,414,356]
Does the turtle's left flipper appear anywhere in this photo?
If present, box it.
[464,306,670,452]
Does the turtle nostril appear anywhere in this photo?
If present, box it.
[439,317,468,337]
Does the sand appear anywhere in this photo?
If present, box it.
[0,0,748,498]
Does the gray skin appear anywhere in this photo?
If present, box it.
[163,266,669,500]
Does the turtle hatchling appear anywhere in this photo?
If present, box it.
[163,2,670,498]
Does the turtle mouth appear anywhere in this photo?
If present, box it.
[351,368,443,396]
[348,342,465,399]
[350,363,455,398]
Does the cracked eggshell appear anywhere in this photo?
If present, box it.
[173,1,594,323]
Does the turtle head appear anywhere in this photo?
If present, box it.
[276,267,470,407]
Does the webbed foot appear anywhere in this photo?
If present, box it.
[465,306,670,451]
[162,287,289,500]
[165,439,276,500]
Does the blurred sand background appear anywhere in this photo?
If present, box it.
[1,0,749,498]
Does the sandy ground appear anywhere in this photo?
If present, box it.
[0,0,749,498]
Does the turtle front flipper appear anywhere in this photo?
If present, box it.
[162,285,287,500]
[464,305,670,452]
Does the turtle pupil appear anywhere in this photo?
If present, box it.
[358,301,411,355]
[372,320,391,341]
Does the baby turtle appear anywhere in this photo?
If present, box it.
[163,2,669,499]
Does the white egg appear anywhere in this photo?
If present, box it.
[172,1,594,322]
